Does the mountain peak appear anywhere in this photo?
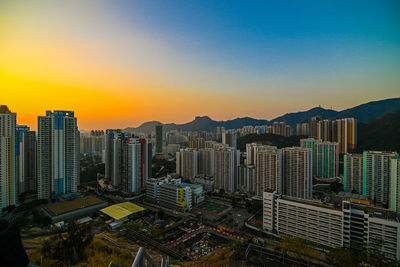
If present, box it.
[194,115,212,121]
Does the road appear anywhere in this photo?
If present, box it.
[123,228,191,262]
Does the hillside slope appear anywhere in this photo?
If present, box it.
[357,110,400,152]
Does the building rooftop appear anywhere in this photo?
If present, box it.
[280,195,342,211]
[0,105,12,114]
[100,202,145,220]
[46,195,105,216]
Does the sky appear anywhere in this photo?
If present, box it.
[1,0,399,130]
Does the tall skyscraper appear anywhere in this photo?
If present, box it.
[271,122,292,137]
[127,138,142,193]
[363,151,399,206]
[390,158,400,213]
[255,146,282,196]
[314,141,339,178]
[332,118,357,154]
[155,124,163,154]
[281,147,312,199]
[309,115,322,139]
[105,130,151,193]
[176,148,198,180]
[198,148,215,176]
[139,138,152,188]
[317,119,331,141]
[16,125,36,194]
[105,130,129,188]
[343,153,363,194]
[0,105,17,209]
[295,123,309,136]
[246,143,262,166]
[214,147,240,193]
[80,130,105,156]
[300,138,338,178]
[300,138,320,177]
[222,130,237,149]
[37,111,79,199]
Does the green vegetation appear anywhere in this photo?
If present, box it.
[29,237,134,267]
[329,180,343,194]
[2,204,16,213]
[152,158,176,177]
[357,110,400,152]
[327,244,398,267]
[15,199,48,213]
[40,221,93,265]
[237,133,305,151]
[32,210,52,227]
[80,163,105,184]
[230,239,250,259]
[245,199,262,214]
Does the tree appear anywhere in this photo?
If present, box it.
[327,247,360,267]
[2,205,15,213]
[329,181,343,194]
[42,221,93,265]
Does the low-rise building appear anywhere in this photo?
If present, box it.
[194,175,214,192]
[263,191,400,261]
[181,183,204,204]
[145,178,167,203]
[158,183,192,211]
[42,195,108,223]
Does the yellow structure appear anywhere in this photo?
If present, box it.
[350,198,372,206]
[100,201,145,220]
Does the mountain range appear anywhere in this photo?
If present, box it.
[124,97,400,134]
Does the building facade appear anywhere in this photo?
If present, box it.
[16,125,36,194]
[281,147,312,200]
[331,118,357,154]
[343,153,363,194]
[214,147,240,193]
[155,125,163,154]
[105,130,151,193]
[363,151,399,206]
[37,110,79,199]
[255,146,282,196]
[198,148,215,177]
[390,158,400,213]
[176,148,198,181]
[0,105,17,209]
[264,192,400,261]
[314,141,339,178]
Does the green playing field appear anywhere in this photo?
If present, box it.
[198,202,228,214]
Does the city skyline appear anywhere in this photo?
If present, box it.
[1,1,400,130]
[0,96,396,132]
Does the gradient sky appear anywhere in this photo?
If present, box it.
[1,0,399,130]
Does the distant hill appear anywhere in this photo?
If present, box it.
[125,116,268,135]
[270,107,339,126]
[124,97,400,134]
[332,98,400,123]
[270,97,400,126]
[357,110,400,152]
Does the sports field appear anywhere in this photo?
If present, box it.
[198,202,229,214]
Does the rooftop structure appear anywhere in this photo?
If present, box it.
[100,201,146,221]
[43,195,107,222]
